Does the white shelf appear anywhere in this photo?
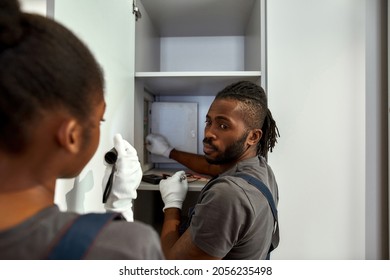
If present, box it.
[136,71,261,77]
[138,181,205,192]
[138,168,209,192]
[135,71,261,95]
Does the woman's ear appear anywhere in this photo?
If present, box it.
[247,129,263,146]
[56,118,82,154]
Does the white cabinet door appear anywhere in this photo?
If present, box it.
[53,0,136,213]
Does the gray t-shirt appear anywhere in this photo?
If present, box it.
[190,156,279,259]
[0,205,164,260]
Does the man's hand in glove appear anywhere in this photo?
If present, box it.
[145,133,173,158]
[102,134,142,221]
[159,170,188,211]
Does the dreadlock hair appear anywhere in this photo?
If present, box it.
[0,0,104,154]
[215,81,280,158]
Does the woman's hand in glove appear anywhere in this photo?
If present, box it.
[102,134,142,221]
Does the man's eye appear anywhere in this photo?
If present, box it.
[220,124,228,129]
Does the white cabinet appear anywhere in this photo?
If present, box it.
[133,0,265,169]
[133,0,266,229]
[52,0,265,230]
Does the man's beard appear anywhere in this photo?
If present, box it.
[203,131,249,165]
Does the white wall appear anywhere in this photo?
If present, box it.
[267,0,386,259]
[19,0,46,14]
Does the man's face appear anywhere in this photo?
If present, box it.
[203,98,249,165]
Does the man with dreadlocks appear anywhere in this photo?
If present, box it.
[146,80,280,260]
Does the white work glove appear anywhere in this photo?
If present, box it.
[145,133,173,158]
[159,170,188,211]
[102,134,142,222]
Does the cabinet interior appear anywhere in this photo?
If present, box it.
[132,0,264,231]
[135,0,264,170]
[135,0,263,94]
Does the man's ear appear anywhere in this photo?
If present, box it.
[247,129,263,146]
[56,118,82,154]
